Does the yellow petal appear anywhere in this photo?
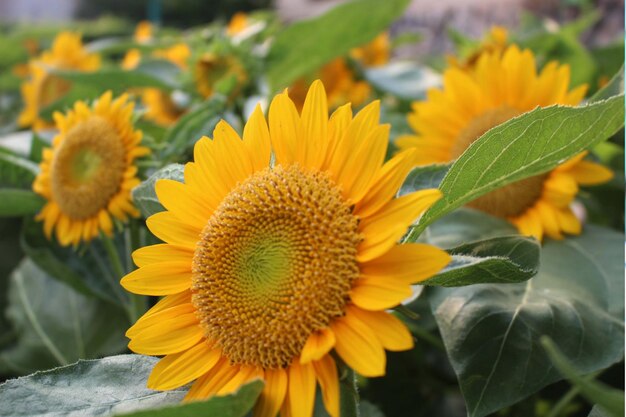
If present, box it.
[120,261,192,296]
[358,189,442,262]
[288,361,316,417]
[300,328,335,364]
[185,358,240,401]
[331,312,386,377]
[138,289,192,320]
[346,305,413,351]
[568,160,613,186]
[359,243,450,284]
[322,103,352,169]
[243,104,271,172]
[146,211,200,248]
[313,355,339,417]
[148,342,221,390]
[217,365,262,396]
[128,314,203,355]
[126,302,195,338]
[350,276,413,311]
[555,207,581,235]
[155,179,213,229]
[132,243,194,268]
[299,79,329,169]
[511,206,544,241]
[536,201,563,240]
[253,368,288,417]
[212,120,255,185]
[269,92,300,166]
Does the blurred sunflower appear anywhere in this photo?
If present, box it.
[33,92,149,246]
[397,45,613,240]
[134,21,154,43]
[290,33,390,111]
[121,80,450,417]
[193,52,247,99]
[447,26,508,70]
[226,12,250,36]
[122,43,191,126]
[19,31,101,130]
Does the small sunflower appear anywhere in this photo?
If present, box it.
[193,52,247,99]
[134,21,154,43]
[350,32,391,67]
[447,26,508,70]
[33,92,149,246]
[121,80,450,417]
[19,32,101,129]
[226,12,250,37]
[398,45,613,240]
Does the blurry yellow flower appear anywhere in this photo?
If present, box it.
[153,43,191,70]
[121,80,450,417]
[19,32,101,130]
[448,26,509,70]
[350,32,391,67]
[122,49,142,70]
[226,12,250,36]
[290,58,371,111]
[33,92,149,246]
[134,21,153,43]
[193,52,247,99]
[398,45,613,240]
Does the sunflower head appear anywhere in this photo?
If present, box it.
[193,52,247,99]
[33,91,149,246]
[399,44,612,240]
[289,58,371,111]
[350,32,391,67]
[19,31,101,129]
[121,80,450,417]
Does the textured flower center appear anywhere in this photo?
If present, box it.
[453,106,546,217]
[191,165,361,369]
[51,116,126,219]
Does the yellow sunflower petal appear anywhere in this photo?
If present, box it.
[253,368,288,417]
[313,355,339,417]
[331,311,386,377]
[568,160,613,186]
[555,207,582,235]
[511,206,544,241]
[155,179,213,229]
[126,303,195,338]
[347,305,413,351]
[359,243,450,283]
[132,243,194,268]
[287,361,316,417]
[139,289,192,320]
[243,104,272,171]
[146,211,200,248]
[300,328,335,364]
[535,201,563,240]
[269,91,300,166]
[299,79,329,169]
[148,342,221,390]
[120,261,191,296]
[218,365,262,396]
[350,276,413,311]
[128,313,203,355]
[185,358,240,401]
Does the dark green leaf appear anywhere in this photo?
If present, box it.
[52,68,177,93]
[542,337,625,417]
[0,260,128,375]
[0,149,39,189]
[418,236,539,287]
[266,0,410,90]
[0,189,45,217]
[0,354,262,417]
[29,132,50,163]
[589,405,613,417]
[21,218,130,307]
[159,96,226,162]
[427,222,624,417]
[132,164,184,218]
[413,95,625,235]
[399,164,449,195]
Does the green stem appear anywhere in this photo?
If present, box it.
[406,322,446,351]
[546,386,580,417]
[339,366,360,417]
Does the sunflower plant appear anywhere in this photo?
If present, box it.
[0,1,624,417]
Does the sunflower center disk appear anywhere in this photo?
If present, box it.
[454,106,546,218]
[50,116,126,219]
[191,165,361,369]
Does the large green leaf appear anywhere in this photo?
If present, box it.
[0,260,128,375]
[266,0,410,90]
[52,68,177,93]
[425,212,624,417]
[399,164,449,195]
[132,164,184,218]
[418,236,540,287]
[0,354,262,417]
[411,95,625,236]
[0,189,44,217]
[0,149,39,189]
[20,218,131,307]
[542,337,624,417]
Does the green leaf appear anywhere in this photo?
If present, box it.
[417,236,539,287]
[29,132,50,164]
[0,189,45,217]
[0,149,39,189]
[313,367,360,417]
[0,260,128,375]
[542,337,625,417]
[266,0,410,90]
[159,96,226,162]
[20,218,131,307]
[589,405,613,417]
[590,64,624,103]
[426,220,624,417]
[132,164,184,218]
[364,62,440,100]
[412,95,625,236]
[52,68,177,93]
[399,164,449,195]
[0,354,262,417]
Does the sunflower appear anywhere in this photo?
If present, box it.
[447,26,508,70]
[350,32,391,67]
[134,21,154,43]
[226,12,250,37]
[33,92,149,246]
[19,32,101,129]
[397,45,613,240]
[121,80,450,417]
[193,52,247,99]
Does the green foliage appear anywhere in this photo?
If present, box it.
[0,148,39,189]
[0,260,128,375]
[410,95,625,237]
[0,189,44,217]
[542,337,625,417]
[424,210,624,417]
[419,236,540,287]
[590,64,624,102]
[266,0,410,90]
[132,164,185,218]
[399,164,449,195]
[364,62,439,100]
[0,354,262,417]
